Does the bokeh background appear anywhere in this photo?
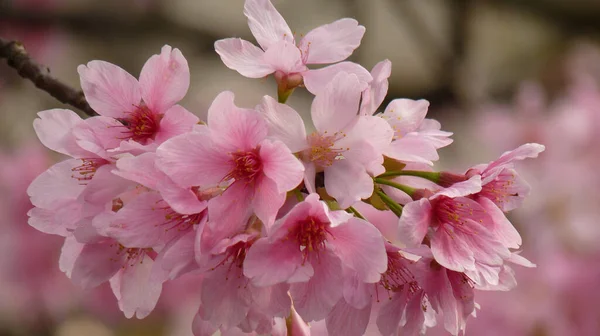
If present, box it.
[1,0,600,335]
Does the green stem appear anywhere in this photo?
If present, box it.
[278,87,294,103]
[347,206,366,220]
[375,189,403,217]
[292,188,305,202]
[378,170,440,182]
[374,178,417,197]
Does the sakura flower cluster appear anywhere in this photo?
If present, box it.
[26,0,544,335]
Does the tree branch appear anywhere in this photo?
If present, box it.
[0,37,97,117]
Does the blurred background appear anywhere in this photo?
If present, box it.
[1,0,600,335]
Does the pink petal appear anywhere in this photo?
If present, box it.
[33,109,88,157]
[398,198,432,247]
[303,61,372,95]
[155,104,200,144]
[478,197,522,249]
[27,159,85,209]
[484,143,545,174]
[385,134,439,165]
[382,99,429,135]
[215,38,274,78]
[298,18,365,64]
[303,162,317,194]
[207,91,268,152]
[59,236,84,277]
[376,288,409,336]
[253,175,287,228]
[256,95,308,153]
[288,307,311,336]
[73,116,126,159]
[430,227,475,273]
[290,251,344,322]
[244,0,293,50]
[311,72,363,134]
[114,152,163,190]
[80,164,134,205]
[360,59,392,116]
[352,202,399,244]
[156,131,231,187]
[28,203,82,236]
[139,45,189,113]
[201,266,252,327]
[71,240,124,288]
[326,299,371,336]
[433,175,482,199]
[153,230,199,281]
[157,178,208,215]
[260,139,304,193]
[324,160,373,209]
[328,218,387,283]
[116,254,163,318]
[78,60,141,118]
[262,40,306,74]
[106,192,176,248]
[192,306,219,336]
[244,238,306,286]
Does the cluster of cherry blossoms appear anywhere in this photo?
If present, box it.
[26,0,544,335]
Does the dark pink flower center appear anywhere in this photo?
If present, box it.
[380,252,419,294]
[288,216,331,263]
[478,171,517,206]
[71,158,108,184]
[111,244,155,269]
[211,239,257,280]
[433,196,486,234]
[118,105,161,143]
[161,207,205,233]
[305,131,349,168]
[226,149,262,183]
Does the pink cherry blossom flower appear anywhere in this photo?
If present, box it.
[214,0,371,96]
[78,45,198,150]
[467,143,545,212]
[192,227,291,334]
[59,236,162,319]
[381,99,453,165]
[258,72,393,208]
[156,91,304,229]
[398,175,513,284]
[243,193,387,321]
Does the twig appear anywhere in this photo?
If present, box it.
[0,37,97,117]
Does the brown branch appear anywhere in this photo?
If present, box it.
[0,37,97,117]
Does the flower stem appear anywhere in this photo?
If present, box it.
[374,178,416,197]
[347,206,366,220]
[278,87,294,103]
[375,189,403,217]
[378,170,440,182]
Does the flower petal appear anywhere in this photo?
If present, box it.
[324,159,373,209]
[256,95,308,153]
[311,72,362,134]
[244,239,305,286]
[398,198,432,247]
[298,18,365,64]
[78,60,141,118]
[154,104,200,144]
[328,217,387,283]
[260,139,304,192]
[303,61,372,95]
[156,131,231,187]
[207,91,268,152]
[215,38,274,78]
[139,45,189,113]
[33,109,89,157]
[262,40,306,74]
[244,0,293,50]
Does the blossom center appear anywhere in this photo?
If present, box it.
[479,171,516,206]
[71,158,108,184]
[118,105,161,143]
[305,131,348,168]
[289,216,330,263]
[226,149,262,183]
[162,207,205,232]
[380,252,417,293]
